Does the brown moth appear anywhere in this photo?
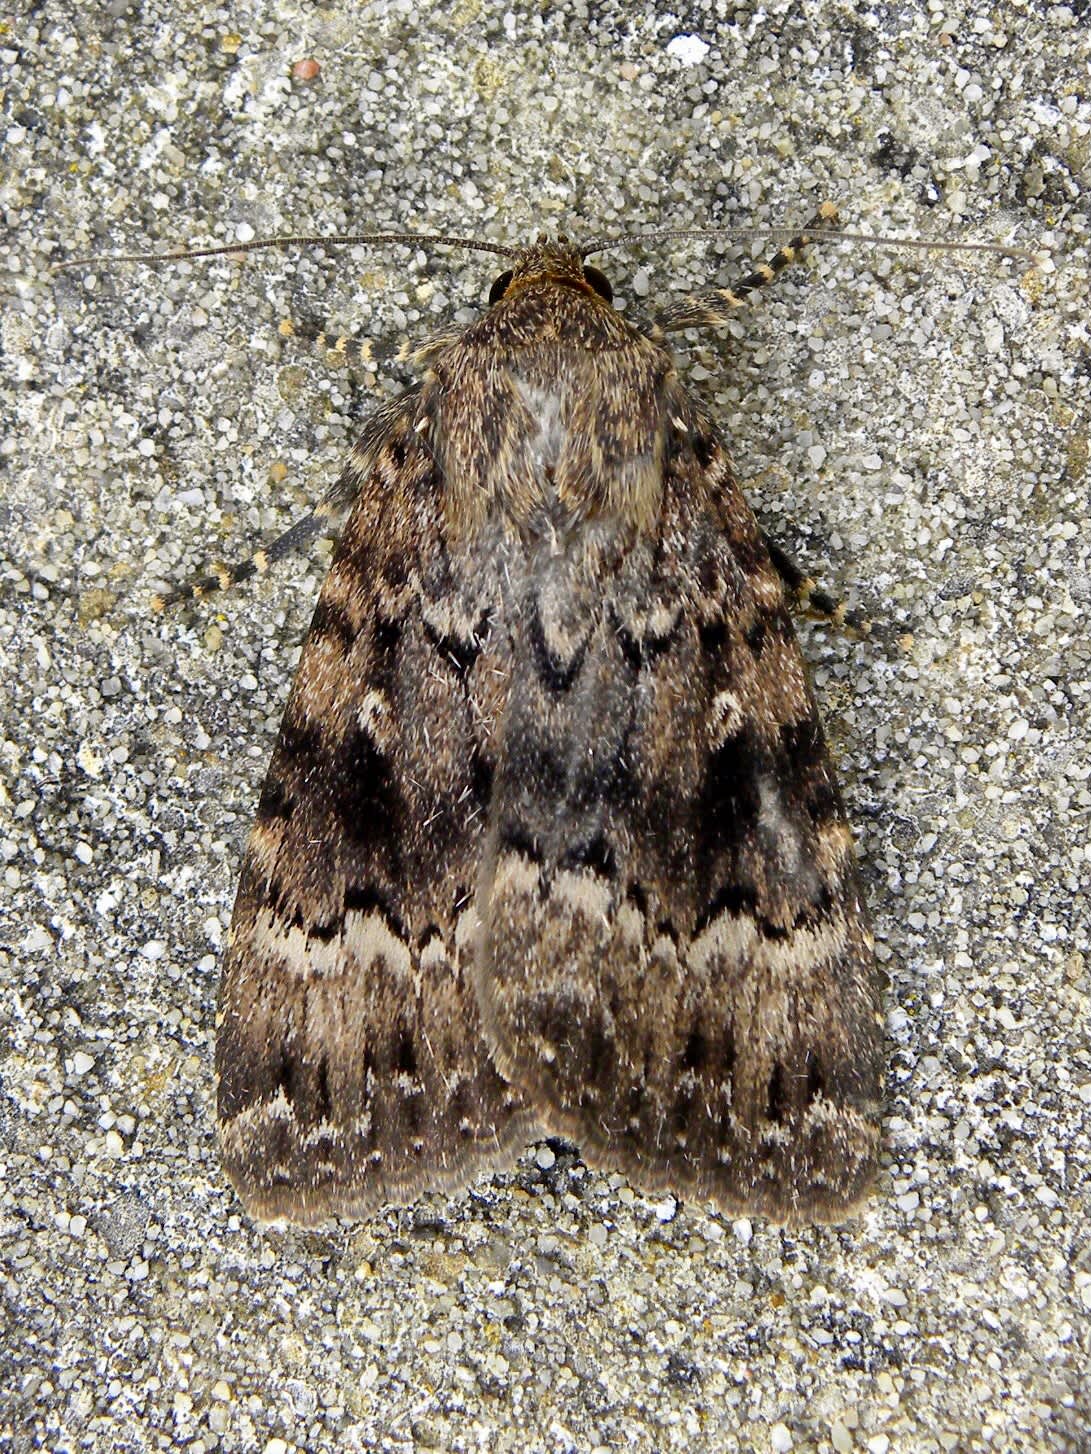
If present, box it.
[204,211,885,1226]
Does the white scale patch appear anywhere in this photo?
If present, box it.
[251,907,414,980]
[356,688,392,743]
[710,688,744,746]
[512,375,566,476]
[551,867,613,927]
[689,911,847,982]
[252,910,344,979]
[342,910,413,979]
[757,774,822,901]
[419,934,453,973]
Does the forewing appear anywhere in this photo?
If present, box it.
[477,400,882,1225]
[216,408,536,1223]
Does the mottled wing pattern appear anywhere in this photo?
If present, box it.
[217,241,881,1226]
[216,402,537,1224]
[475,367,882,1225]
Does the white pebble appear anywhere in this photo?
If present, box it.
[666,34,711,65]
[831,1421,853,1452]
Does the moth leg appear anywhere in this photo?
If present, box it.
[762,533,870,635]
[152,500,334,610]
[653,202,840,335]
[279,317,465,373]
[153,387,419,609]
[277,317,385,373]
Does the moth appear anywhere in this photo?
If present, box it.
[194,206,885,1227]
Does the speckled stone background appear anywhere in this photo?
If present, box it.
[2,1,1089,1450]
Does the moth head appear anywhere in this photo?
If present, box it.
[488,241,614,307]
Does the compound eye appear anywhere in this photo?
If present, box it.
[488,269,514,305]
[583,265,613,302]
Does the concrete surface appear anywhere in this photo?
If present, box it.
[1,1,1088,1449]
